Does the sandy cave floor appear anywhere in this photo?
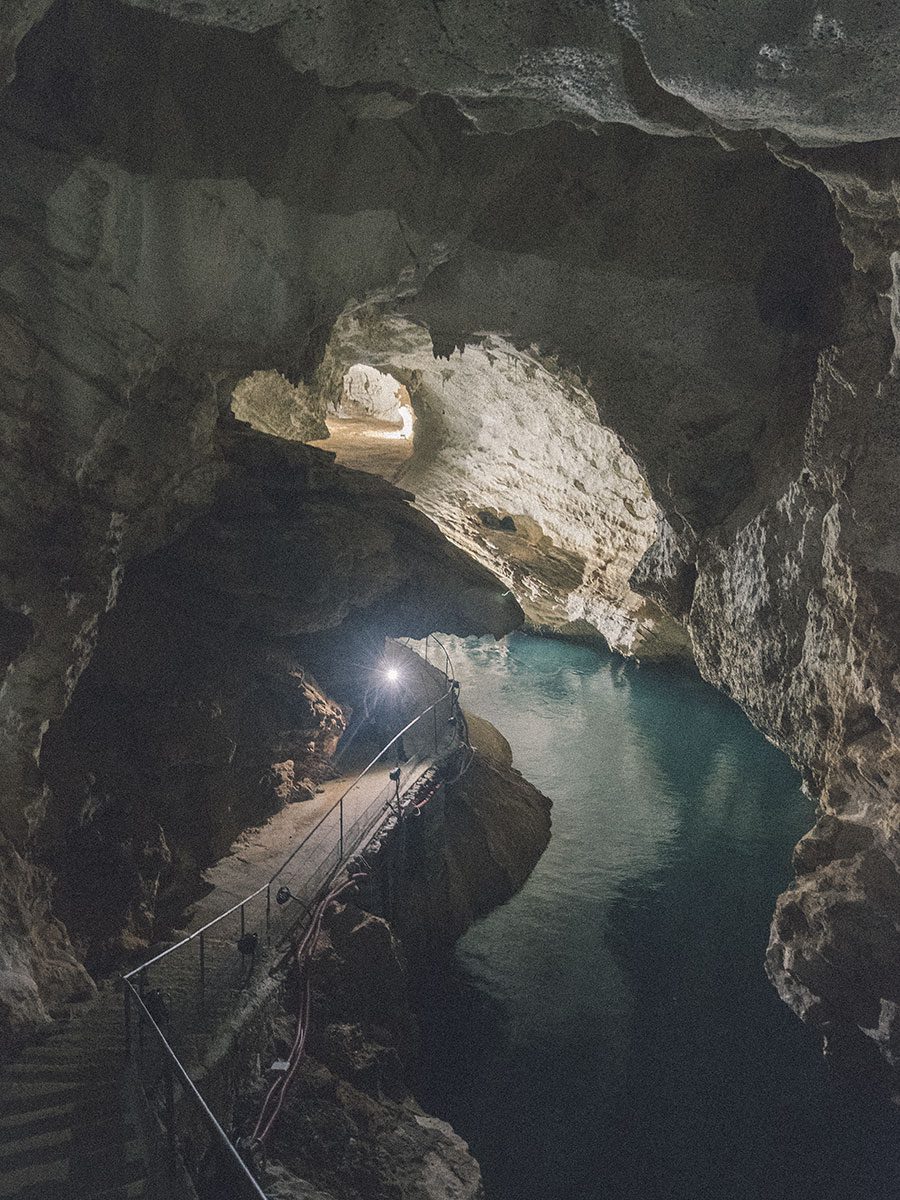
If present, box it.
[308,416,414,481]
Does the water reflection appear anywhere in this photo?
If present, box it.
[418,634,900,1200]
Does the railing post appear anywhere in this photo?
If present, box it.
[164,1057,176,1172]
[123,983,131,1056]
[137,972,146,1061]
[266,883,271,939]
[240,901,246,940]
[199,931,205,998]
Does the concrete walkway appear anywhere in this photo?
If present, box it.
[0,647,451,1200]
[131,722,447,1071]
[188,740,399,926]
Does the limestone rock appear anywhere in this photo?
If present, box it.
[315,312,689,658]
[4,0,900,1074]
[265,1057,483,1200]
[232,370,328,442]
[357,713,552,964]
[0,835,94,1056]
[109,0,900,145]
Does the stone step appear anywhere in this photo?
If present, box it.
[3,1063,122,1084]
[13,1046,114,1068]
[66,1143,146,1192]
[28,1035,125,1058]
[0,1128,147,1198]
[0,1128,72,1175]
[19,1177,147,1200]
[0,1079,84,1115]
[0,1154,69,1199]
[0,1092,135,1133]
[39,1022,123,1042]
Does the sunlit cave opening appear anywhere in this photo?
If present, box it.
[304,314,693,662]
[308,362,416,479]
[227,325,687,662]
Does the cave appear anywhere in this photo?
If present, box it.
[3,2,900,1199]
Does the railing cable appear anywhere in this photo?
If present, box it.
[121,653,463,1198]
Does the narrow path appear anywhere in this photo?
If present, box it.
[136,737,441,1073]
[0,650,451,1199]
[0,750,428,1200]
[188,743,395,924]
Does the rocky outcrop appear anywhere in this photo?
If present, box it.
[231,370,328,442]
[356,712,552,965]
[0,835,94,1059]
[59,0,900,146]
[261,907,484,1200]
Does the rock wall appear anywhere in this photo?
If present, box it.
[231,369,328,441]
[3,0,900,1070]
[87,0,900,146]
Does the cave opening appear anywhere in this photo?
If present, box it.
[33,406,522,971]
[308,362,417,479]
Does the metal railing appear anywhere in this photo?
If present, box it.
[122,678,460,1199]
[405,632,456,685]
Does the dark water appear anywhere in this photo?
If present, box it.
[419,633,900,1200]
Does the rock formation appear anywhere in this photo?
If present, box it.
[1,401,521,1048]
[232,370,328,442]
[313,313,689,657]
[3,0,900,1078]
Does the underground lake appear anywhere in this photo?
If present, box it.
[418,632,900,1200]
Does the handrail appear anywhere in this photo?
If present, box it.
[427,634,456,682]
[270,684,453,884]
[124,980,267,1199]
[124,684,454,981]
[399,635,456,689]
[121,665,462,1199]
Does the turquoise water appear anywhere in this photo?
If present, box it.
[419,633,900,1200]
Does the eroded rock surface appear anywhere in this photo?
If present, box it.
[63,0,900,146]
[314,313,689,658]
[2,0,900,1073]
